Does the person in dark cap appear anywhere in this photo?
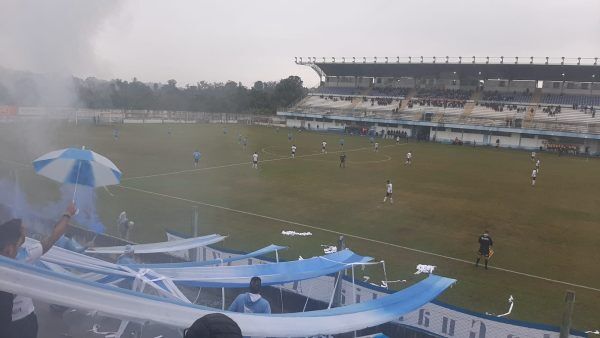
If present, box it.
[184,313,242,338]
[228,277,271,314]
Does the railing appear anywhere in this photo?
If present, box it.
[279,107,600,136]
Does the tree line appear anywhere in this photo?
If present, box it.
[0,67,306,114]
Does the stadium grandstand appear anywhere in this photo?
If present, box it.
[280,56,600,155]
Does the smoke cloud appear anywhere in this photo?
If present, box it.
[0,0,124,107]
[0,178,106,234]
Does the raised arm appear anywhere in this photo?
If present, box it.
[40,202,77,254]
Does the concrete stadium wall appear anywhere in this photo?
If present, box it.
[431,129,545,149]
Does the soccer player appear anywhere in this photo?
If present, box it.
[291,144,297,158]
[383,180,393,204]
[242,137,247,150]
[531,151,536,161]
[531,168,537,187]
[288,132,292,142]
[396,136,400,144]
[237,134,242,144]
[321,141,327,154]
[536,159,541,172]
[113,128,119,141]
[223,127,227,135]
[193,150,201,167]
[374,142,379,152]
[339,153,346,168]
[339,138,345,149]
[405,151,412,165]
[252,152,259,169]
[475,230,493,269]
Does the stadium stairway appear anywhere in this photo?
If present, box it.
[523,89,542,127]
[459,91,480,120]
[400,88,417,109]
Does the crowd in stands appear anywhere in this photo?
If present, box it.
[482,90,532,103]
[416,89,472,100]
[541,94,600,107]
[478,102,531,113]
[319,95,353,102]
[385,129,409,139]
[370,87,411,97]
[543,105,561,117]
[572,103,596,117]
[544,142,580,155]
[407,98,466,109]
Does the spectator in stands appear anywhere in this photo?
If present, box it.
[117,211,134,240]
[0,203,77,338]
[117,245,137,265]
[228,277,271,314]
[184,313,242,338]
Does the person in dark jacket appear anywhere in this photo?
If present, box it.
[184,313,242,338]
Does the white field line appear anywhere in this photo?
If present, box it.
[116,184,600,293]
[122,143,405,181]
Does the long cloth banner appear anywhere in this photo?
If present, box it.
[0,255,455,337]
[149,249,373,287]
[85,234,226,254]
[42,243,373,288]
[128,244,287,268]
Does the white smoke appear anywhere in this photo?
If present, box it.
[0,0,124,107]
[0,0,123,77]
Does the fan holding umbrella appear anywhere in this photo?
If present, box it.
[32,146,122,233]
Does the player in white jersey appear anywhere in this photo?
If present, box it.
[291,145,297,158]
[535,159,540,172]
[252,152,259,169]
[405,151,413,165]
[321,141,327,154]
[374,142,379,152]
[383,180,393,204]
[531,168,537,186]
[531,151,536,161]
[396,136,400,144]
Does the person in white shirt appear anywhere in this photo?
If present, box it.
[383,180,393,204]
[321,141,327,154]
[374,142,379,152]
[535,159,541,172]
[396,136,400,144]
[531,168,537,187]
[252,152,259,169]
[531,151,536,161]
[0,202,77,338]
[291,145,297,158]
[405,151,413,165]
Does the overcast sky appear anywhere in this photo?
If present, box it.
[2,0,599,87]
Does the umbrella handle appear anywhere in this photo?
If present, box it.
[72,161,82,204]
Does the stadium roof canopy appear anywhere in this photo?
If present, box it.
[309,62,600,82]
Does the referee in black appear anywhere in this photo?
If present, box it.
[475,230,493,270]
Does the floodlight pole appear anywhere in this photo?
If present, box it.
[559,290,576,338]
[331,235,346,307]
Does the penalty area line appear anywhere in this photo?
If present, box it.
[115,184,600,293]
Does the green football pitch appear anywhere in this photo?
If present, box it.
[0,121,599,330]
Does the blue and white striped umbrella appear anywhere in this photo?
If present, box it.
[32,147,121,188]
